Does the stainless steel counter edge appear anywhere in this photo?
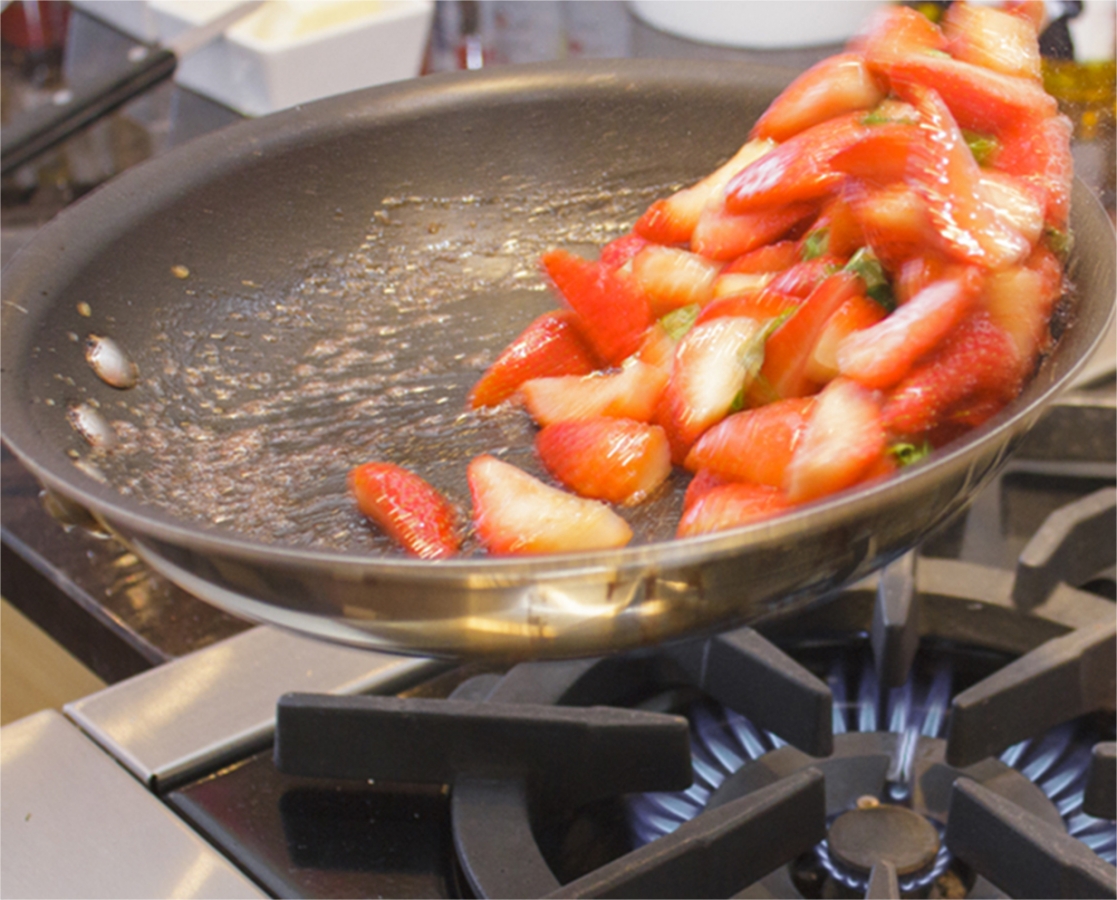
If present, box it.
[63,624,446,789]
[1,709,268,899]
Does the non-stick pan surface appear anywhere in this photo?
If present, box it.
[2,60,1114,659]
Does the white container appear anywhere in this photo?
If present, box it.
[628,1,885,50]
[148,0,434,117]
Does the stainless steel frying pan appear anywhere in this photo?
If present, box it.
[2,60,1114,659]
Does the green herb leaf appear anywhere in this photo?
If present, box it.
[660,303,701,342]
[843,247,896,312]
[1044,225,1073,260]
[889,441,932,467]
[801,228,830,261]
[962,130,1000,167]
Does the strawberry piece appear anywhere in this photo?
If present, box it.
[806,293,888,384]
[882,312,1024,440]
[995,113,1074,231]
[697,289,798,326]
[520,360,669,427]
[677,482,792,538]
[845,182,936,271]
[884,53,1057,135]
[349,462,460,559]
[807,195,865,259]
[837,267,983,390]
[468,454,632,555]
[784,377,887,503]
[469,310,599,409]
[658,316,767,463]
[541,249,653,365]
[691,201,816,262]
[599,233,649,270]
[982,244,1064,374]
[536,418,672,506]
[724,240,801,275]
[683,468,730,512]
[634,138,777,245]
[635,321,680,374]
[899,83,1032,270]
[830,121,922,186]
[752,52,886,143]
[978,169,1045,248]
[942,1,1042,81]
[724,113,870,213]
[629,245,722,316]
[768,256,845,299]
[758,271,862,400]
[893,255,949,306]
[852,5,948,67]
[684,397,815,487]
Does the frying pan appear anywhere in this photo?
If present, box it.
[2,60,1114,660]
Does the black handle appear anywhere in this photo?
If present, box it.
[1,46,177,176]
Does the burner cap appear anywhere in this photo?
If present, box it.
[827,804,941,876]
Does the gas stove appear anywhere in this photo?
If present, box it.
[4,363,1115,900]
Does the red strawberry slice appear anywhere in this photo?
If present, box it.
[898,83,1032,269]
[806,195,866,260]
[983,244,1064,371]
[682,468,730,512]
[629,245,722,316]
[677,482,792,538]
[634,138,777,245]
[784,377,887,503]
[767,256,845,299]
[995,113,1074,231]
[806,293,888,384]
[536,418,672,506]
[599,232,649,270]
[758,271,862,401]
[837,266,983,390]
[724,113,870,214]
[659,316,768,463]
[882,312,1024,440]
[697,288,798,326]
[469,310,599,409]
[942,1,1042,81]
[349,462,460,559]
[852,5,948,67]
[830,121,923,186]
[468,454,632,555]
[684,396,815,487]
[724,240,801,275]
[844,182,937,271]
[520,360,669,427]
[752,52,886,143]
[541,249,653,366]
[691,200,817,262]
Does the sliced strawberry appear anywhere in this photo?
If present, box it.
[899,83,1032,270]
[882,312,1024,440]
[768,256,845,299]
[520,360,669,427]
[629,245,722,316]
[541,248,653,365]
[468,310,599,409]
[982,244,1064,373]
[852,5,948,67]
[468,454,632,555]
[697,288,798,326]
[349,462,460,559]
[806,293,888,384]
[884,52,1057,135]
[978,169,1045,248]
[893,255,949,306]
[994,113,1074,231]
[599,232,649,270]
[845,182,937,271]
[683,468,730,512]
[691,201,817,262]
[724,240,801,275]
[536,418,672,506]
[758,271,862,400]
[784,377,887,503]
[684,396,815,487]
[633,138,777,245]
[837,267,983,390]
[710,273,776,303]
[752,52,886,142]
[942,1,1042,81]
[830,121,922,186]
[677,482,792,538]
[724,113,870,213]
[635,321,680,374]
[806,195,865,259]
[659,316,767,463]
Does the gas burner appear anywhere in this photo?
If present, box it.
[626,645,1115,899]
